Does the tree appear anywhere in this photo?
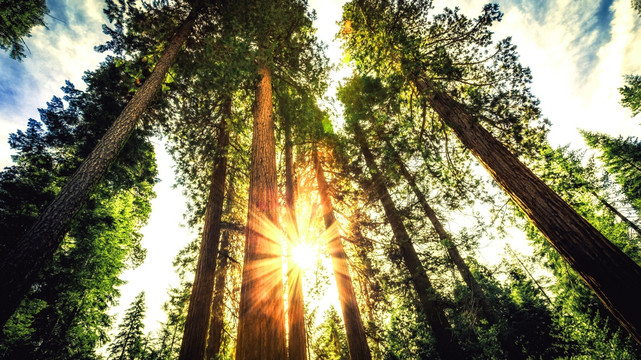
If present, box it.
[179,99,231,360]
[284,111,308,360]
[313,145,372,360]
[311,307,350,360]
[0,60,156,359]
[0,4,200,328]
[108,292,147,360]
[583,131,641,214]
[620,75,641,117]
[341,0,641,343]
[350,118,461,359]
[0,0,48,60]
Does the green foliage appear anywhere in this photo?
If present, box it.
[0,59,156,359]
[0,0,48,60]
[108,292,148,360]
[583,131,641,213]
[311,307,350,360]
[620,75,641,117]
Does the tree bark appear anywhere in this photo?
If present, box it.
[413,74,641,345]
[285,116,307,360]
[353,123,461,359]
[206,169,236,359]
[381,134,497,324]
[179,98,231,360]
[206,231,230,359]
[236,64,287,360]
[313,147,372,360]
[0,9,198,328]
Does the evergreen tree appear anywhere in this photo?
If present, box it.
[620,75,641,117]
[0,2,200,326]
[312,307,350,360]
[0,59,156,359]
[108,292,147,360]
[0,0,48,60]
[583,131,641,214]
[340,0,641,343]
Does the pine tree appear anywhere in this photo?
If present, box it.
[341,0,641,343]
[0,0,48,60]
[0,4,199,328]
[108,292,147,360]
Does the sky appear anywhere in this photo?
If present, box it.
[1,0,640,342]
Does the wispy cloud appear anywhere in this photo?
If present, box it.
[0,0,108,168]
[437,0,641,147]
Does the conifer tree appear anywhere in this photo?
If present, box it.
[0,0,48,60]
[108,292,147,360]
[341,0,641,342]
[0,3,200,328]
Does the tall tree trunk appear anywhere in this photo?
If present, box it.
[236,64,287,360]
[206,169,237,359]
[206,231,230,359]
[0,9,198,328]
[352,123,461,360]
[179,98,231,360]
[285,116,307,360]
[413,75,641,344]
[313,147,372,360]
[380,134,497,324]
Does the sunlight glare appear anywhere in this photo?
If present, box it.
[291,243,316,270]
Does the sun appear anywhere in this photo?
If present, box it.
[290,243,316,270]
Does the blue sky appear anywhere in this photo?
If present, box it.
[1,0,640,338]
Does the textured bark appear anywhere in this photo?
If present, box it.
[313,147,372,360]
[0,9,198,328]
[285,117,307,360]
[413,75,641,345]
[236,64,287,360]
[381,135,497,324]
[353,124,461,359]
[179,98,231,360]
[206,231,230,359]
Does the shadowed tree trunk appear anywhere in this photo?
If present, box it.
[590,191,641,236]
[413,74,641,344]
[313,146,372,360]
[0,8,199,328]
[353,123,462,360]
[380,134,497,324]
[179,98,231,360]
[206,231,230,359]
[206,170,237,359]
[285,116,307,360]
[236,64,287,360]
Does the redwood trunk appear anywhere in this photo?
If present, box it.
[591,191,641,236]
[235,64,287,359]
[313,147,372,360]
[179,98,231,360]
[206,231,230,359]
[414,75,641,344]
[0,9,198,327]
[353,124,461,359]
[382,136,497,324]
[285,117,307,360]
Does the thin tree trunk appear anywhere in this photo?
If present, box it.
[313,147,372,360]
[206,170,237,359]
[179,98,231,360]
[413,74,641,344]
[591,191,641,236]
[353,123,461,360]
[381,135,497,324]
[206,231,230,359]
[285,116,307,360]
[236,64,287,360]
[0,9,198,328]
